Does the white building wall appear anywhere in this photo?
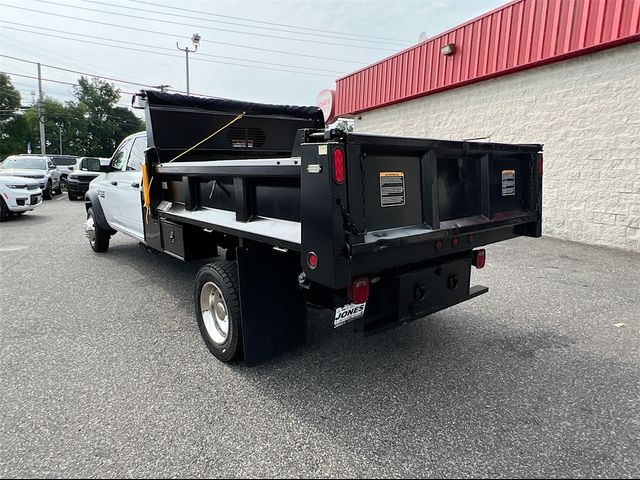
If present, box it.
[354,42,640,253]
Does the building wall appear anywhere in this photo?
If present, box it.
[354,42,640,253]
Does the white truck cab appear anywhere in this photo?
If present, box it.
[0,175,43,221]
[87,132,147,242]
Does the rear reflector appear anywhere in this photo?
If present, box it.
[307,251,318,269]
[333,148,345,184]
[537,153,543,176]
[473,249,486,269]
[350,277,370,304]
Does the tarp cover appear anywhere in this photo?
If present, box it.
[143,90,325,126]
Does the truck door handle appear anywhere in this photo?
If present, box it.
[131,182,140,188]
[111,181,118,186]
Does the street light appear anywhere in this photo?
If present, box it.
[176,33,201,95]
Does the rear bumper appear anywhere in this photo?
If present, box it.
[358,253,489,333]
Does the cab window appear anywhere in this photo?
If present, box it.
[110,139,132,171]
[127,136,147,171]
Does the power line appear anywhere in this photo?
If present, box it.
[0,71,137,96]
[0,26,346,75]
[78,0,410,47]
[0,24,340,78]
[33,0,397,52]
[130,0,411,44]
[0,30,155,86]
[0,10,367,66]
[1,54,160,89]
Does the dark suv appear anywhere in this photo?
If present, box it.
[67,157,109,200]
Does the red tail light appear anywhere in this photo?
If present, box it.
[333,148,345,184]
[350,277,370,304]
[473,249,486,269]
[537,153,543,176]
[307,251,318,269]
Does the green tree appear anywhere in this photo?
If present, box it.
[0,74,29,158]
[1,75,144,159]
[70,76,144,157]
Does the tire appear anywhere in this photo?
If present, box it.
[86,208,110,252]
[68,192,77,201]
[195,261,243,363]
[0,197,9,222]
[55,178,63,195]
[43,181,52,200]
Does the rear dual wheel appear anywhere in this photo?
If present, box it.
[195,261,243,363]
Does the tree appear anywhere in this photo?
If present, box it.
[0,74,29,158]
[70,77,144,157]
[1,75,144,159]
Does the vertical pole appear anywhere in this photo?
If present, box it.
[59,127,63,155]
[37,63,46,155]
[185,49,190,95]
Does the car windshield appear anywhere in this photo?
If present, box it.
[0,157,47,170]
[51,156,76,166]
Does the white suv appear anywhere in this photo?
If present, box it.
[0,155,62,199]
[0,175,43,221]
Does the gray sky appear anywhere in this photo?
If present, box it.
[0,0,505,111]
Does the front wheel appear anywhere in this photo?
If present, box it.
[86,208,110,252]
[195,261,243,363]
[55,179,63,195]
[0,197,9,222]
[68,192,77,201]
[43,181,52,200]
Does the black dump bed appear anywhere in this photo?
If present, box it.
[142,90,324,161]
[138,91,542,290]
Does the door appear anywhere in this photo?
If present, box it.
[116,135,146,239]
[47,159,60,189]
[99,138,132,228]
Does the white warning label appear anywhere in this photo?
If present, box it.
[380,172,405,207]
[502,169,516,196]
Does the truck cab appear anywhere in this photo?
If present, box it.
[86,132,147,240]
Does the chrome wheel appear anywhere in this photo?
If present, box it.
[200,282,230,345]
[85,216,96,248]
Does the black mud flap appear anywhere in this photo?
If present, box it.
[237,245,307,366]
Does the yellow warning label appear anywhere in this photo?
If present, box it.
[379,172,405,207]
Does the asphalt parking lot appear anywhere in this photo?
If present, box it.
[0,196,638,478]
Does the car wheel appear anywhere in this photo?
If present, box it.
[55,178,64,195]
[86,208,110,252]
[0,197,9,222]
[43,181,52,200]
[68,192,77,201]
[195,261,243,363]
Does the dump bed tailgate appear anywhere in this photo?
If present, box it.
[301,132,542,289]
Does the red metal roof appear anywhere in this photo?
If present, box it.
[334,0,640,117]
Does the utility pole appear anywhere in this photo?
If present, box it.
[176,33,201,95]
[58,125,63,155]
[37,63,46,155]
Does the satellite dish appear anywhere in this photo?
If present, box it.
[418,31,428,43]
